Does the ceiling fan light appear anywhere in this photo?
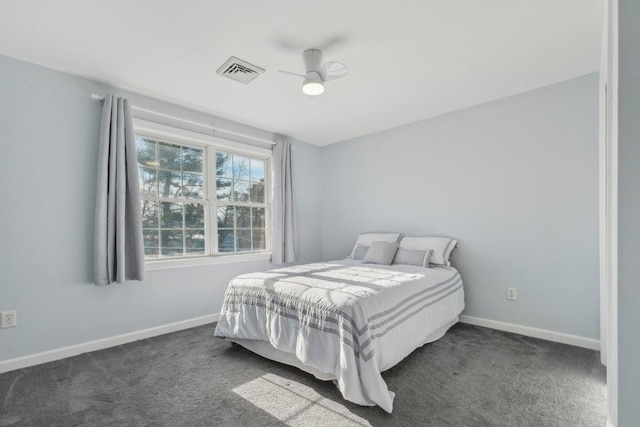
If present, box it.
[302,72,324,96]
[302,80,325,96]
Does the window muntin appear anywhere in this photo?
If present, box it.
[135,133,270,262]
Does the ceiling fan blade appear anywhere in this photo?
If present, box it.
[278,70,306,78]
[320,62,348,82]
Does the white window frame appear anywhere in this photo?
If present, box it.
[134,119,273,270]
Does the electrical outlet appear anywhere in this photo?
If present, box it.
[507,288,517,301]
[1,311,17,328]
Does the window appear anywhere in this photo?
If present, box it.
[134,124,271,264]
[215,152,268,253]
[136,137,206,258]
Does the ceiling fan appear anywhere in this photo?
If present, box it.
[279,49,348,96]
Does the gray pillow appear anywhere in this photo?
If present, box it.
[393,248,432,267]
[352,244,369,261]
[362,241,399,265]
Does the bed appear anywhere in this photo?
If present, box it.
[214,235,464,413]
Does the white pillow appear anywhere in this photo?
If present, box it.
[399,236,457,266]
[362,241,399,265]
[349,232,401,258]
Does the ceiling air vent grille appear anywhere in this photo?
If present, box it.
[216,57,265,84]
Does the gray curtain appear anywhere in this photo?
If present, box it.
[272,140,297,264]
[94,95,145,285]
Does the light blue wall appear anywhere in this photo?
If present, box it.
[321,74,600,340]
[0,54,601,363]
[0,55,323,361]
[617,1,640,425]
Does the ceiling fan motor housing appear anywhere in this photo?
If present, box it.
[303,49,324,73]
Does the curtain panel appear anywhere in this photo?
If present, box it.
[94,95,145,285]
[272,140,297,264]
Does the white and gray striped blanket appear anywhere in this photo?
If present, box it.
[214,260,464,413]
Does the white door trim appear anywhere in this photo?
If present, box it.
[601,0,619,425]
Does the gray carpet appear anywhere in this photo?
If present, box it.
[0,323,606,426]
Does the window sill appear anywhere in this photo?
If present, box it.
[145,252,272,271]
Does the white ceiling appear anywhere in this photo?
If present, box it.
[0,0,603,146]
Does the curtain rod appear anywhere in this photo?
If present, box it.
[91,94,276,145]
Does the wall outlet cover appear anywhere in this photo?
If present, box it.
[1,311,17,328]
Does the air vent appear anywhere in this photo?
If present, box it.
[216,56,265,84]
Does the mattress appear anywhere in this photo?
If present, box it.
[214,260,464,413]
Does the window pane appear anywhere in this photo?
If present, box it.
[185,230,205,254]
[139,168,158,196]
[182,147,203,172]
[216,152,232,178]
[237,229,252,251]
[252,229,266,250]
[161,230,183,256]
[233,156,250,180]
[250,182,264,203]
[216,177,232,200]
[250,159,265,182]
[158,143,181,171]
[185,203,204,228]
[252,208,265,228]
[143,230,159,257]
[217,206,234,228]
[136,137,157,167]
[158,170,182,198]
[160,202,183,228]
[233,180,250,202]
[141,201,159,228]
[236,207,250,228]
[182,172,204,199]
[218,229,235,252]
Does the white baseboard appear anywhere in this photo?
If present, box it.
[1,313,599,374]
[0,313,220,374]
[459,315,600,351]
